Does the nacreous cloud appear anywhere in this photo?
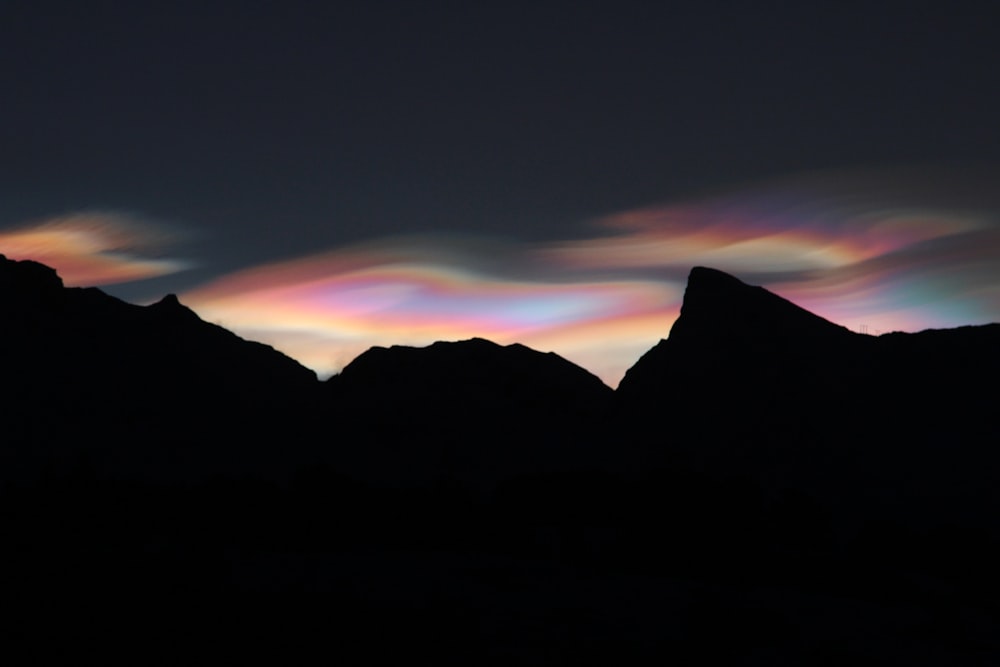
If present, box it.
[183,238,679,388]
[542,166,1000,335]
[0,212,188,286]
[184,165,1000,388]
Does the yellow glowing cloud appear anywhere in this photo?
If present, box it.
[0,213,188,285]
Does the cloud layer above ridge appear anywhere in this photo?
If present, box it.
[3,166,998,388]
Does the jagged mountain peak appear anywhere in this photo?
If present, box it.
[147,291,204,323]
[617,266,863,398]
[670,266,854,343]
[154,293,183,308]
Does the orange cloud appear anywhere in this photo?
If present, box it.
[0,212,188,285]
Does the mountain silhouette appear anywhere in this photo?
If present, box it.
[4,253,1000,662]
[619,265,859,398]
[1,253,320,482]
[325,337,615,485]
[617,265,1000,535]
[1,253,614,486]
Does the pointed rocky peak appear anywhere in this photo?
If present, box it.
[668,266,854,344]
[156,293,182,307]
[147,292,203,323]
[616,267,862,398]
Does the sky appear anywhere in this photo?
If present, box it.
[3,1,1000,387]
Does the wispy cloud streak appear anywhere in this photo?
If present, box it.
[185,166,1000,387]
[4,168,997,388]
[0,212,188,285]
[184,240,678,386]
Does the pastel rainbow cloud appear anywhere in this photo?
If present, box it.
[0,213,188,286]
[541,169,1000,338]
[4,167,997,388]
[184,167,1000,387]
[183,243,679,387]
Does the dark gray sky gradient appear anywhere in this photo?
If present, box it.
[6,3,997,262]
[3,1,1000,383]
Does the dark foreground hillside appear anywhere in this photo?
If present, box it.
[2,254,999,664]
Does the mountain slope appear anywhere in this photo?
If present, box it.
[616,265,1000,527]
[1,253,321,482]
[618,266,865,401]
[1,254,617,486]
[325,337,615,485]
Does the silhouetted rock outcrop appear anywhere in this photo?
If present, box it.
[0,253,320,482]
[619,266,862,402]
[1,254,616,487]
[0,254,64,304]
[617,265,1000,538]
[326,337,614,485]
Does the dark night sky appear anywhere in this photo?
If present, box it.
[3,1,999,384]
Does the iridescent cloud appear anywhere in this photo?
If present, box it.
[0,212,188,286]
[183,239,679,387]
[539,173,1000,339]
[8,168,994,388]
[184,165,1000,387]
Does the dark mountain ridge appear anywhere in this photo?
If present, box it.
[0,254,616,485]
[329,336,611,413]
[617,266,1000,522]
[1,253,324,482]
[325,337,615,484]
[4,253,1000,662]
[5,252,998,509]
